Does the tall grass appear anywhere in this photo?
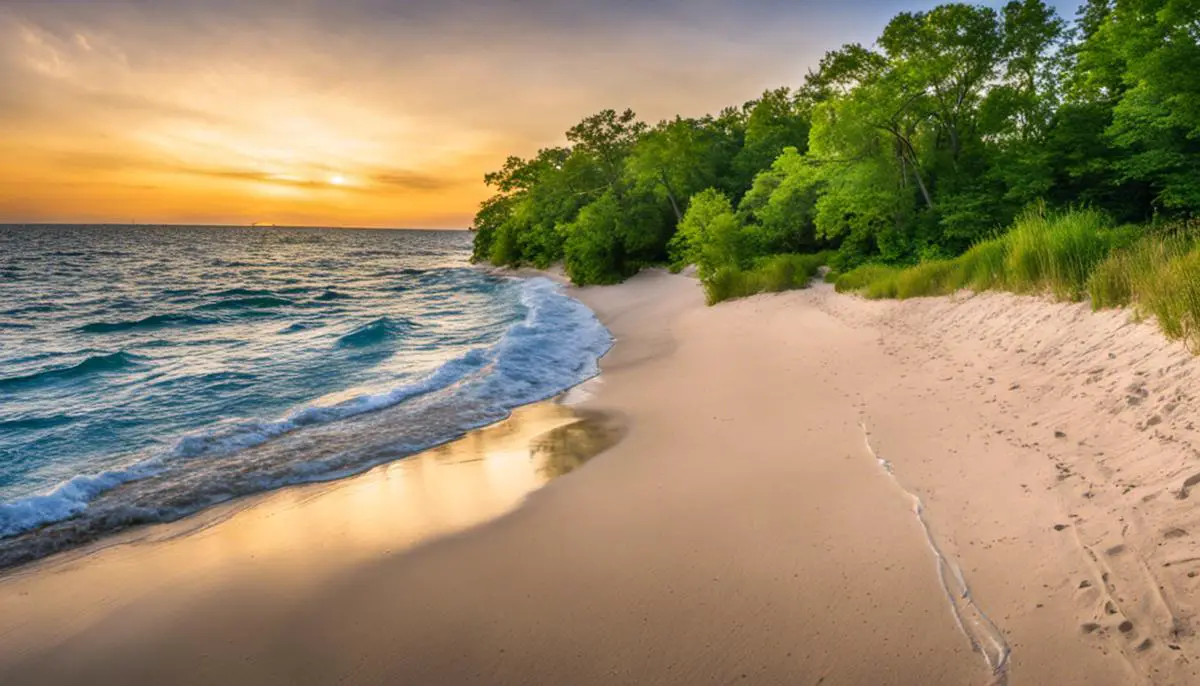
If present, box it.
[1139,250,1200,350]
[836,207,1119,302]
[832,211,1200,353]
[704,251,834,304]
[833,264,902,295]
[1087,232,1191,309]
[1003,205,1113,299]
[953,238,1010,291]
[1086,226,1200,350]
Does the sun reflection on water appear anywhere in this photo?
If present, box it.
[0,400,625,654]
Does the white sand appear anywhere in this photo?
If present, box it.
[3,270,1200,684]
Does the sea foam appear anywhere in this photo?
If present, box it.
[0,276,611,541]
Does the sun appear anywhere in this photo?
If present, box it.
[329,174,346,186]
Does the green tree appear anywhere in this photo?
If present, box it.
[738,147,826,254]
[668,188,744,277]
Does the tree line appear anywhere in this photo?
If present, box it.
[470,0,1200,292]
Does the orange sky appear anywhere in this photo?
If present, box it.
[0,0,1072,228]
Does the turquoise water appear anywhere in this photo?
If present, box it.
[0,225,610,565]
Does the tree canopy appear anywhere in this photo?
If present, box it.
[472,0,1200,286]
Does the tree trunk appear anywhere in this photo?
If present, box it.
[910,161,934,210]
[660,170,684,223]
[899,136,934,210]
[880,125,934,210]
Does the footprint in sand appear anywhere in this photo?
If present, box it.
[1175,472,1200,499]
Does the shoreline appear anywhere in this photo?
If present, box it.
[0,398,623,662]
[0,268,609,570]
[4,269,1200,683]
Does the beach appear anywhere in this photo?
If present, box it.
[4,269,1200,685]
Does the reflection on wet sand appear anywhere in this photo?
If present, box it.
[0,400,625,663]
[533,409,627,479]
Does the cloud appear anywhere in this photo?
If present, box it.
[370,171,461,192]
[0,0,1083,225]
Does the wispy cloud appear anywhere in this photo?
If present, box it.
[0,0,1082,226]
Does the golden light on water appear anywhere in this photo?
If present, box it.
[0,401,624,655]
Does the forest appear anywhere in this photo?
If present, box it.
[470,0,1200,341]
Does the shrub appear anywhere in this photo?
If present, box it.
[668,188,738,276]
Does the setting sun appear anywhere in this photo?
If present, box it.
[0,0,916,229]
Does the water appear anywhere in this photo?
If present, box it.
[0,225,611,564]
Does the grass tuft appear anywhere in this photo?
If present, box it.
[704,251,833,304]
[1002,204,1113,300]
[833,264,902,295]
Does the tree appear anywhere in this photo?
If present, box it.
[469,0,1200,287]
[729,88,812,196]
[626,117,723,224]
[738,147,826,254]
[667,188,747,278]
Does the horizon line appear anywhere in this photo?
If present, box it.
[0,222,473,232]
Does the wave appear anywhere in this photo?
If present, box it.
[0,277,612,546]
[336,317,412,347]
[209,287,278,298]
[1,303,63,316]
[0,351,145,390]
[0,414,78,432]
[79,313,217,333]
[278,321,323,334]
[195,296,295,311]
[315,289,352,301]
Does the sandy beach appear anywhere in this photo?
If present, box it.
[4,270,1200,685]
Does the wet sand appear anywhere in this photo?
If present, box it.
[5,269,1200,684]
[0,401,623,673]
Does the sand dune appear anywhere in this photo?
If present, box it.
[3,271,1200,684]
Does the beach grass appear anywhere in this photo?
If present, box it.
[705,251,834,304]
[1002,205,1113,300]
[836,207,1116,302]
[833,264,902,296]
[1086,227,1200,350]
[830,210,1200,352]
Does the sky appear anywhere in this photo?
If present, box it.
[0,0,1081,229]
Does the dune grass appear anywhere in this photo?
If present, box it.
[1087,231,1191,309]
[704,251,834,305]
[1002,205,1116,299]
[1086,226,1200,350]
[836,207,1118,302]
[832,210,1200,352]
[832,264,902,294]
